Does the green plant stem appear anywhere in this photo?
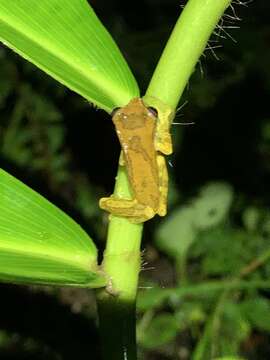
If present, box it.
[97,0,232,359]
[173,279,270,298]
[240,247,270,277]
[146,0,232,109]
[191,290,228,360]
[175,254,188,285]
[97,167,142,360]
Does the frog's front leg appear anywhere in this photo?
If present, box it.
[99,196,155,223]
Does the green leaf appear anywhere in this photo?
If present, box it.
[242,207,261,232]
[192,182,233,230]
[193,227,251,276]
[218,302,250,355]
[0,169,106,288]
[155,182,233,260]
[0,0,139,112]
[155,206,197,259]
[138,313,179,349]
[241,296,270,332]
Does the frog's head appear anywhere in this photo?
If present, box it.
[111,98,158,129]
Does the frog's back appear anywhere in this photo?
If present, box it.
[113,98,160,212]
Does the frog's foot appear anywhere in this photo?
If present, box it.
[99,196,155,223]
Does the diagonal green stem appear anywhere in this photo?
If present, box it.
[97,0,232,359]
[146,0,232,108]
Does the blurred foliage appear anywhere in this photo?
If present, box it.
[0,0,270,359]
[137,182,270,359]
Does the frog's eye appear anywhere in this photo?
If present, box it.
[111,107,121,117]
[147,106,158,118]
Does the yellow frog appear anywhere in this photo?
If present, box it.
[99,97,173,223]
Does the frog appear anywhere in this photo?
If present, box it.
[99,97,173,223]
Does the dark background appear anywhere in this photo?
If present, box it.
[0,0,269,359]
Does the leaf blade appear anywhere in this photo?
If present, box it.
[0,0,139,112]
[0,169,106,288]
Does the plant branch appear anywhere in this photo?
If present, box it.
[146,0,232,109]
[97,0,233,358]
[97,167,142,360]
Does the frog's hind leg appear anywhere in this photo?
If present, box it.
[99,196,155,223]
[156,154,168,217]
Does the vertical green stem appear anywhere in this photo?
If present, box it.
[97,167,143,360]
[97,0,232,359]
[176,254,188,285]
